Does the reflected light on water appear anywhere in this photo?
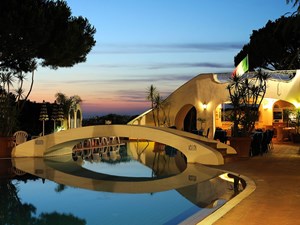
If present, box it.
[0,139,245,224]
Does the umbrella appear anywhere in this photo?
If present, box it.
[39,100,49,136]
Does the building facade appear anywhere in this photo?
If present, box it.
[130,70,300,140]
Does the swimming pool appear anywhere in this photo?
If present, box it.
[2,140,244,224]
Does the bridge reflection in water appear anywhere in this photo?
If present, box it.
[7,125,248,224]
[10,138,246,224]
[13,139,243,202]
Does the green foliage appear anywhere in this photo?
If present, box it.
[289,109,300,134]
[235,15,300,70]
[18,100,43,136]
[227,71,270,137]
[0,0,95,136]
[0,91,19,136]
[146,84,158,126]
[35,212,86,225]
[146,85,169,126]
[55,92,82,118]
[0,0,96,72]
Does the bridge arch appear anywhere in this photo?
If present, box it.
[12,125,224,165]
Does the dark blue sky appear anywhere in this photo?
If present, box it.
[29,0,294,117]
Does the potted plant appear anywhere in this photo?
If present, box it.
[0,69,29,157]
[226,70,270,157]
[197,117,206,131]
[0,89,18,157]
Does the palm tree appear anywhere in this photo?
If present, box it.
[23,62,37,102]
[55,92,82,128]
[69,95,82,111]
[153,93,164,126]
[146,85,158,126]
[14,72,27,106]
[0,71,14,94]
[161,99,171,127]
[0,69,33,112]
[227,70,270,137]
[15,87,25,102]
[16,72,25,89]
[0,72,6,90]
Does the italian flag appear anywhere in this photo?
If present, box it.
[232,55,249,77]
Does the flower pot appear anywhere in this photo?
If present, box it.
[0,137,14,158]
[229,136,252,158]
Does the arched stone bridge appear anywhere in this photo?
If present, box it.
[12,125,225,165]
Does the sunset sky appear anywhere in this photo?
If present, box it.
[25,0,294,117]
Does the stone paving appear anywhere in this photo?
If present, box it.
[210,142,300,225]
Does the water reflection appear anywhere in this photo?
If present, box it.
[12,139,244,197]
[0,139,246,224]
[0,160,86,224]
[72,139,186,179]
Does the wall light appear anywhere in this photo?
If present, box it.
[263,103,269,110]
[203,102,208,110]
[263,98,277,110]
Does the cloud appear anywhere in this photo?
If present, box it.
[146,62,233,70]
[117,91,148,103]
[91,42,244,54]
[86,61,233,71]
[115,88,174,103]
[54,73,194,85]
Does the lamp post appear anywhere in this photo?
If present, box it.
[39,100,49,136]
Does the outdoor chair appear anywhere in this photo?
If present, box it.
[261,132,269,154]
[109,136,120,145]
[100,137,109,146]
[250,132,263,156]
[92,152,101,162]
[13,131,28,146]
[214,129,227,143]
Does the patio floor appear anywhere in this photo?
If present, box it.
[210,141,300,225]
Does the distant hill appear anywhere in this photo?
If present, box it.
[82,114,137,126]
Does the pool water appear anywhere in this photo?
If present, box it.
[11,179,210,225]
[1,140,243,225]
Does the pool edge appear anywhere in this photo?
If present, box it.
[180,172,256,225]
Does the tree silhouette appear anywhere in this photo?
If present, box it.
[0,179,86,225]
[0,180,37,225]
[0,0,96,102]
[146,85,158,126]
[234,15,300,70]
[34,212,86,225]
